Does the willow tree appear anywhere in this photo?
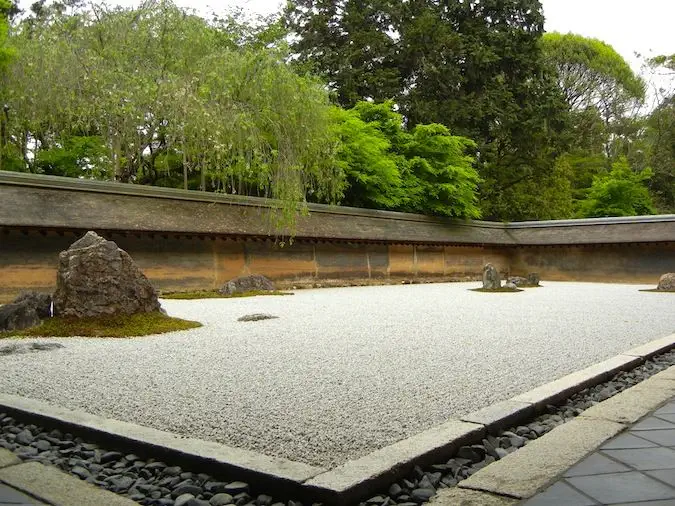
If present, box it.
[2,0,342,228]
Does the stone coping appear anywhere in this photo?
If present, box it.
[2,171,674,244]
[0,332,673,505]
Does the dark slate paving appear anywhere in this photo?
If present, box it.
[565,471,675,504]
[631,417,675,431]
[600,433,658,450]
[656,403,675,416]
[0,483,41,505]
[523,396,675,505]
[564,453,630,477]
[636,429,675,447]
[602,448,675,471]
[522,481,598,506]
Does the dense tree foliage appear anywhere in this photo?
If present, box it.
[1,0,342,228]
[577,158,655,218]
[332,101,481,217]
[1,0,671,222]
[0,0,11,69]
[287,0,571,221]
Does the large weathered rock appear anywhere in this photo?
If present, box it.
[527,272,541,287]
[508,276,529,287]
[508,273,540,287]
[482,264,501,290]
[0,291,52,332]
[657,273,675,292]
[53,231,161,317]
[219,274,275,296]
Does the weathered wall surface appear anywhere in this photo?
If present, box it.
[1,172,674,301]
[510,243,675,284]
[0,229,512,301]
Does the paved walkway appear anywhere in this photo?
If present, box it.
[0,484,43,506]
[524,397,675,505]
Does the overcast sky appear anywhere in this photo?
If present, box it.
[16,0,675,92]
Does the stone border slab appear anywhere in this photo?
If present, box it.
[460,400,535,433]
[430,487,518,505]
[0,393,324,499]
[305,420,484,504]
[0,461,139,506]
[0,448,20,469]
[579,376,675,425]
[512,354,643,407]
[458,417,626,499]
[624,334,675,359]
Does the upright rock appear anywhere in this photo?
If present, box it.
[527,272,541,287]
[482,264,501,290]
[219,274,275,296]
[53,231,161,317]
[0,291,52,331]
[657,273,675,292]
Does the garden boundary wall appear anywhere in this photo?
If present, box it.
[0,171,673,301]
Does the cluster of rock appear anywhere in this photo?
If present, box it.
[219,274,275,296]
[0,292,52,332]
[481,264,539,290]
[0,231,162,332]
[0,414,308,506]
[657,273,675,292]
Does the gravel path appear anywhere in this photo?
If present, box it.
[0,282,673,468]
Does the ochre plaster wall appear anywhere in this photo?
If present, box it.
[509,243,675,284]
[1,228,672,302]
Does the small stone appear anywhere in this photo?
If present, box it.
[71,466,91,480]
[108,475,134,492]
[100,451,123,464]
[172,484,202,498]
[417,475,435,491]
[256,495,273,506]
[209,493,234,506]
[15,429,34,445]
[17,446,39,457]
[163,466,183,476]
[224,482,249,494]
[146,461,168,471]
[366,496,385,505]
[388,484,403,497]
[186,499,210,506]
[237,314,278,322]
[33,440,51,452]
[205,481,228,494]
[495,447,509,459]
[457,446,482,464]
[175,494,195,506]
[509,435,526,448]
[410,488,435,502]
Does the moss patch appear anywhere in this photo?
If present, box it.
[470,287,523,293]
[161,290,294,300]
[0,312,201,339]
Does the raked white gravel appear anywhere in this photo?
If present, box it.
[0,282,673,468]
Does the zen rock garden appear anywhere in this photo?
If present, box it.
[478,263,540,292]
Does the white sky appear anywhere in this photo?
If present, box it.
[16,0,675,93]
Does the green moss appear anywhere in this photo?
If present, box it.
[0,312,201,339]
[161,290,294,300]
[470,287,523,293]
